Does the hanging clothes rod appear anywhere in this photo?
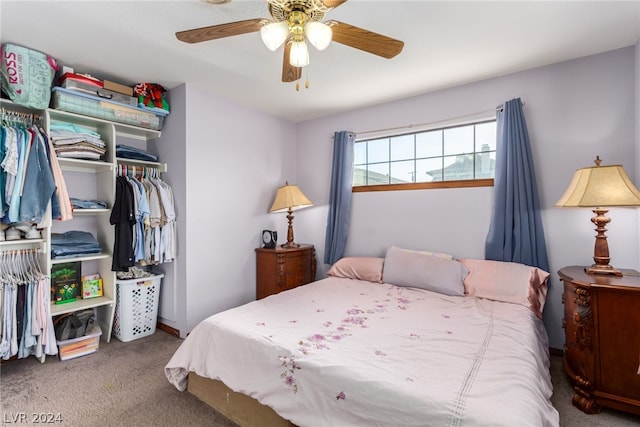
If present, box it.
[117,163,161,179]
[340,100,526,139]
[1,106,42,127]
[0,248,41,255]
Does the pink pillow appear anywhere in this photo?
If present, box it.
[458,258,549,319]
[327,257,384,283]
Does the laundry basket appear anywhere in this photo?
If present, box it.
[112,274,163,342]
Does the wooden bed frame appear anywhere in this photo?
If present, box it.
[188,372,296,427]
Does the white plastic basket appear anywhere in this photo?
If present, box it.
[112,274,163,342]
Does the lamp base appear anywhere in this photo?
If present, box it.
[585,264,623,276]
[280,242,300,249]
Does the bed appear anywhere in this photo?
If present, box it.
[165,247,559,426]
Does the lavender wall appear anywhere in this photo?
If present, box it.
[295,47,638,349]
[636,39,640,262]
[156,84,298,336]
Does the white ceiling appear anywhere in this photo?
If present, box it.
[1,1,639,122]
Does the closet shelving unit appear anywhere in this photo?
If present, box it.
[46,108,164,342]
[0,98,164,345]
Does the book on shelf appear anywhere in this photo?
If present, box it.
[82,274,103,299]
[51,261,81,304]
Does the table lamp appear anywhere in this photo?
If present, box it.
[555,156,640,276]
[269,181,313,248]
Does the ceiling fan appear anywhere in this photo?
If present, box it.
[176,0,404,84]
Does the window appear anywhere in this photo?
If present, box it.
[353,120,496,191]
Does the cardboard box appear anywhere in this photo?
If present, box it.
[51,261,81,304]
[82,275,103,299]
[103,79,133,96]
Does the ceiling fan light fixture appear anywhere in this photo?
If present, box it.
[305,21,332,51]
[289,40,310,67]
[260,21,289,51]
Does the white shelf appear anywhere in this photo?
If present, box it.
[0,238,45,247]
[58,158,114,173]
[51,295,114,316]
[72,208,110,215]
[48,108,161,140]
[51,252,111,265]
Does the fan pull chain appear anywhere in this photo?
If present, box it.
[295,68,310,92]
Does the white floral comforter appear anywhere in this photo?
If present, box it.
[165,277,559,427]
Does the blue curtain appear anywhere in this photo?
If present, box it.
[485,98,550,272]
[324,131,355,264]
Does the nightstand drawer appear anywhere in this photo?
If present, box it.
[256,244,316,299]
[558,266,640,416]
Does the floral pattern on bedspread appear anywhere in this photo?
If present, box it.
[165,277,559,427]
[278,285,443,393]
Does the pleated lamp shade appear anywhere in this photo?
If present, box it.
[269,183,313,213]
[555,163,640,208]
[269,182,313,248]
[555,157,640,276]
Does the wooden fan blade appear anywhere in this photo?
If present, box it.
[327,20,404,59]
[282,43,302,83]
[176,18,264,44]
[323,0,348,8]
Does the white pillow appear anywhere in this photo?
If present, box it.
[382,246,467,296]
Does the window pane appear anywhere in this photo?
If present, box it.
[352,120,495,189]
[444,126,473,156]
[417,158,442,182]
[390,134,414,161]
[475,151,496,178]
[390,160,415,183]
[353,165,367,186]
[367,163,389,184]
[354,142,367,165]
[367,138,389,163]
[416,131,442,158]
[443,154,474,181]
[476,122,496,151]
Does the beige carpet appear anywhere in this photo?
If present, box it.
[1,330,639,427]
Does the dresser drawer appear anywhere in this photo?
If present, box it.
[256,245,316,299]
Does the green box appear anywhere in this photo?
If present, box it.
[51,262,81,304]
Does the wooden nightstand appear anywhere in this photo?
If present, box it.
[558,266,640,416]
[255,244,316,299]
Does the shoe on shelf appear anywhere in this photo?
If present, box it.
[5,227,21,241]
[25,226,41,240]
[0,230,5,241]
[13,222,33,233]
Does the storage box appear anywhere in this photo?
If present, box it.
[51,261,81,304]
[58,73,137,106]
[104,79,134,96]
[51,87,167,130]
[82,274,103,299]
[112,274,163,342]
[57,323,102,361]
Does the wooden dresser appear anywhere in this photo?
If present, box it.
[255,244,316,299]
[559,266,640,415]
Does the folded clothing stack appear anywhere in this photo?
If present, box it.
[50,230,101,258]
[70,198,108,210]
[49,122,107,160]
[116,144,158,162]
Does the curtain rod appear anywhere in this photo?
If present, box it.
[341,100,526,139]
